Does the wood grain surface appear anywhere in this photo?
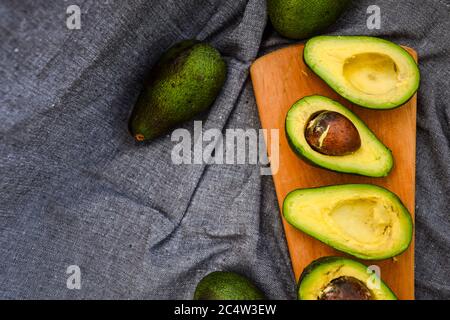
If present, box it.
[250,44,417,300]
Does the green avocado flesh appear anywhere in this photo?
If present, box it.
[285,95,393,177]
[298,257,397,300]
[194,271,265,300]
[129,40,226,141]
[283,184,413,260]
[267,0,351,39]
[304,36,420,109]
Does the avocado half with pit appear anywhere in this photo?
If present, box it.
[298,257,397,300]
[283,184,413,260]
[304,36,420,109]
[285,95,393,177]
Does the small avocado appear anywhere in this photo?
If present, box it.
[285,95,393,177]
[298,257,397,300]
[129,40,226,141]
[194,271,265,300]
[283,184,413,260]
[267,0,352,39]
[304,36,420,109]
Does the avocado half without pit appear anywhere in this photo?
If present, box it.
[283,184,413,260]
[298,257,397,300]
[304,36,420,109]
[286,95,393,177]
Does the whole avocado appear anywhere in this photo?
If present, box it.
[267,0,352,39]
[194,271,266,300]
[129,40,226,141]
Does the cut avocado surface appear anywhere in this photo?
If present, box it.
[194,271,265,300]
[283,184,413,260]
[298,257,397,300]
[285,95,393,177]
[304,36,420,109]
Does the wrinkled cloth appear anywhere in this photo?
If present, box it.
[0,0,449,299]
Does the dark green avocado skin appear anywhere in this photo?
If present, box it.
[194,271,266,300]
[129,40,226,141]
[267,0,352,39]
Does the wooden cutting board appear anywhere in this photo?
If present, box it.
[250,44,417,300]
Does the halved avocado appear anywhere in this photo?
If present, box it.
[304,36,420,109]
[285,95,393,177]
[283,184,413,260]
[298,257,397,300]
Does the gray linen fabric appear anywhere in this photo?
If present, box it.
[0,0,449,299]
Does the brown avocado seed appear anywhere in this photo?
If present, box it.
[319,276,373,300]
[305,111,361,156]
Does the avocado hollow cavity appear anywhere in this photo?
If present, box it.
[328,198,393,245]
[343,53,399,95]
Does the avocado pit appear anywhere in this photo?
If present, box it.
[305,111,361,156]
[319,276,373,300]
